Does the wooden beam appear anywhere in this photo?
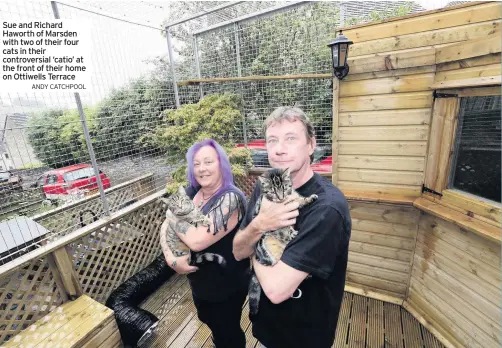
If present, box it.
[339,91,433,112]
[342,2,501,43]
[339,109,431,127]
[435,63,501,82]
[431,75,501,89]
[349,20,501,58]
[436,33,502,64]
[340,73,434,97]
[345,191,416,205]
[344,65,436,82]
[338,181,422,197]
[339,141,428,157]
[349,46,436,74]
[49,246,83,299]
[177,73,331,86]
[437,53,501,72]
[332,78,339,185]
[413,197,501,244]
[339,168,424,186]
[338,155,425,171]
[344,283,404,305]
[339,125,429,141]
[441,189,501,225]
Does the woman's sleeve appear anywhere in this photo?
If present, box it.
[206,191,244,235]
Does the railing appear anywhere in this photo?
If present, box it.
[0,189,165,344]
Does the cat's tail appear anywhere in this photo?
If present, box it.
[192,252,226,267]
[248,272,261,316]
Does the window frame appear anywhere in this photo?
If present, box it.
[423,86,501,228]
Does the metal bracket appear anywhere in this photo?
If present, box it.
[421,184,443,197]
[433,91,458,99]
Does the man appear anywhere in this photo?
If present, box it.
[233,106,351,348]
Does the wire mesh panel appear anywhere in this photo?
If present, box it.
[0,0,442,266]
[0,0,180,263]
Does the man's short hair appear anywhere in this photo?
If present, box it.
[263,106,316,163]
[263,106,315,143]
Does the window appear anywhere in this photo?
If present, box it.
[449,96,501,203]
[64,167,95,182]
[4,153,9,159]
[37,175,47,186]
[46,175,58,185]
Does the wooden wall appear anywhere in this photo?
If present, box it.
[405,213,501,348]
[335,3,502,347]
[337,1,501,198]
[346,202,419,303]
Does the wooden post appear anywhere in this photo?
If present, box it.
[48,246,83,300]
[332,77,340,185]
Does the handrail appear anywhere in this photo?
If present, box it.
[0,189,165,277]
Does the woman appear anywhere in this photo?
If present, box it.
[160,139,249,348]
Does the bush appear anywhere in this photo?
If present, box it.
[140,93,252,193]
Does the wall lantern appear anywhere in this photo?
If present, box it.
[327,31,353,80]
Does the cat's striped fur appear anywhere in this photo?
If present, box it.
[160,186,226,266]
[249,168,318,315]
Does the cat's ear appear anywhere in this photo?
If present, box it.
[282,167,291,178]
[178,185,185,194]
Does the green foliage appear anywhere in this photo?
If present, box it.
[27,107,97,168]
[93,77,176,161]
[142,93,252,194]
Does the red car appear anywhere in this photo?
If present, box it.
[32,164,111,201]
[236,140,333,173]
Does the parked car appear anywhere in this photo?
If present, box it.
[0,171,23,193]
[235,140,333,173]
[31,164,111,201]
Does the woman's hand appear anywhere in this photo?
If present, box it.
[166,254,199,275]
[160,219,198,274]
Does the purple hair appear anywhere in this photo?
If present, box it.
[186,139,244,200]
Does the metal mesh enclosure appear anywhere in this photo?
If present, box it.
[1,0,436,264]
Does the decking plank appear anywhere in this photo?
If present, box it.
[402,308,424,348]
[384,302,404,348]
[347,294,367,348]
[366,298,384,348]
[334,292,353,348]
[136,277,446,348]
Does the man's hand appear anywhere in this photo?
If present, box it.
[253,197,300,232]
[167,254,198,275]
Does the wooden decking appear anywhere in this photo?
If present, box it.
[137,274,445,348]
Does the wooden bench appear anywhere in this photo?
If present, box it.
[4,295,120,347]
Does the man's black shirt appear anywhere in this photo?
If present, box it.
[241,173,351,348]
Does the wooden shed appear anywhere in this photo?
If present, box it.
[0,2,499,348]
[328,2,501,347]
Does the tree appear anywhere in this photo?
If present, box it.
[27,107,97,168]
[139,93,252,193]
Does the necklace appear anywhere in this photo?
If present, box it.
[197,189,218,209]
